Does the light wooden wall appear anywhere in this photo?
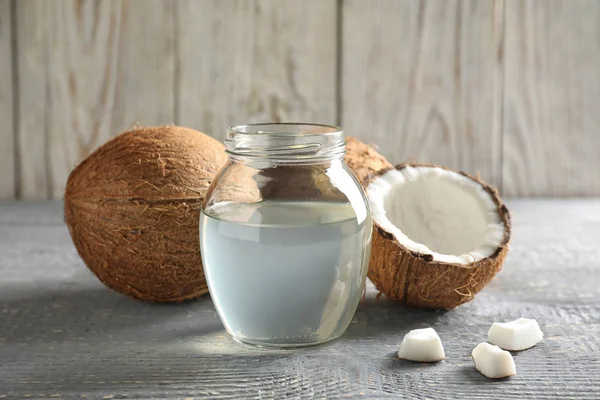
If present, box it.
[1,0,599,199]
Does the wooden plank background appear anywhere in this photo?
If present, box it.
[0,0,14,198]
[1,0,599,199]
[342,0,504,188]
[176,0,337,142]
[503,0,600,197]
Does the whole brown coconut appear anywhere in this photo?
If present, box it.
[344,137,393,185]
[64,126,228,302]
[365,163,511,309]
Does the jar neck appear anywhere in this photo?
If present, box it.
[225,123,345,166]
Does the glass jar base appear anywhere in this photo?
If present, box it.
[230,333,343,349]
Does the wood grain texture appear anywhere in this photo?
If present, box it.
[1,200,599,398]
[0,0,14,199]
[176,0,337,141]
[15,0,175,199]
[342,0,505,189]
[503,0,600,197]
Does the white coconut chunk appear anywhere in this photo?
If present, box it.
[487,318,544,351]
[397,328,446,362]
[472,342,517,379]
[367,166,505,264]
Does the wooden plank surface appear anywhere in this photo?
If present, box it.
[0,0,14,199]
[342,0,505,189]
[503,0,600,196]
[1,200,599,399]
[15,0,175,199]
[176,0,337,141]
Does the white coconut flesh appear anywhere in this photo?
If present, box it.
[367,166,506,265]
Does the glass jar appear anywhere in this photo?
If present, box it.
[200,123,372,347]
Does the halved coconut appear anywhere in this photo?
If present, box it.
[366,163,511,309]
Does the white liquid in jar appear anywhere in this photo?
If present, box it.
[200,201,371,346]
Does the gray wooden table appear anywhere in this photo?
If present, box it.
[1,200,599,399]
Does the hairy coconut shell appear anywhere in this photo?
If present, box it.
[344,137,393,185]
[366,163,511,309]
[64,126,228,302]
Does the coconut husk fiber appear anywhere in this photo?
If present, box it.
[64,126,228,302]
[344,137,394,185]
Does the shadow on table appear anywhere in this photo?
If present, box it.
[456,364,515,383]
[0,284,268,397]
[0,282,222,345]
[343,295,448,340]
[382,351,445,370]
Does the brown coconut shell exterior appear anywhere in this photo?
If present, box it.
[344,137,394,185]
[366,163,511,309]
[64,126,228,303]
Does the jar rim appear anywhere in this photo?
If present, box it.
[225,122,345,164]
[228,122,342,136]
